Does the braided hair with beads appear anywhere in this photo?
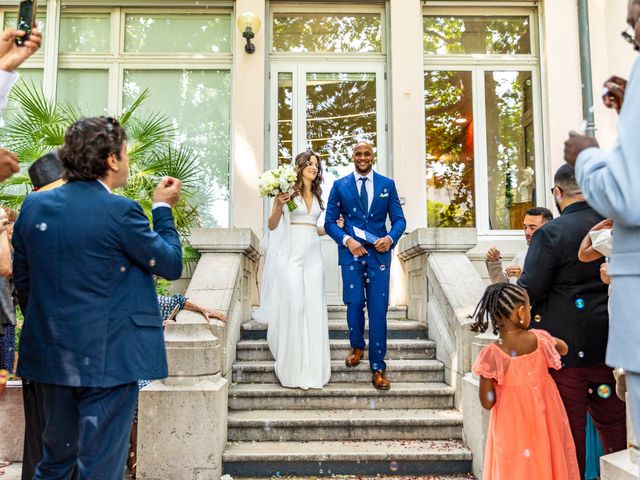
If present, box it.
[469,283,528,335]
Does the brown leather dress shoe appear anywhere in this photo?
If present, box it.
[372,370,390,390]
[345,348,364,367]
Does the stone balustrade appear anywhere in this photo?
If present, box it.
[398,228,490,479]
[601,389,639,479]
[136,228,260,479]
[397,228,484,409]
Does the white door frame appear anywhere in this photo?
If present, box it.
[269,61,387,305]
[269,62,387,175]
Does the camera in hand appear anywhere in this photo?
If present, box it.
[16,0,37,47]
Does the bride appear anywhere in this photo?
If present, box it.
[253,150,332,389]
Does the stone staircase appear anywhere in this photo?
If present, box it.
[222,306,473,477]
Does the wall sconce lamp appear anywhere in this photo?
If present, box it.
[237,12,261,54]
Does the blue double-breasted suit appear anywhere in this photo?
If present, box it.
[13,180,182,479]
[325,171,406,371]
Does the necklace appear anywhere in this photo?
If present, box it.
[498,329,524,344]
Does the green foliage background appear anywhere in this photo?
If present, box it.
[0,82,210,239]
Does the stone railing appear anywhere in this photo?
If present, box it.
[601,397,639,479]
[397,228,485,408]
[398,228,489,480]
[136,228,260,479]
[461,331,496,477]
[0,380,23,462]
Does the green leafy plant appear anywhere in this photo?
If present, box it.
[0,82,210,240]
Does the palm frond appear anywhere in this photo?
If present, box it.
[118,88,150,126]
[1,84,212,255]
[141,146,202,190]
[126,113,175,161]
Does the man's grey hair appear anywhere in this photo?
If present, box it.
[554,163,582,196]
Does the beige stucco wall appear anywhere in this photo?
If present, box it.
[229,0,637,231]
[541,0,636,200]
[231,0,266,235]
[389,0,427,232]
[589,0,636,150]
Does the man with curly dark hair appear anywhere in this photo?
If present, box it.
[11,116,183,479]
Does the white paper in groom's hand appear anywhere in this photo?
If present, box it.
[353,226,380,244]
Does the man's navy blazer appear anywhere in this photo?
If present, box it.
[12,180,183,388]
[324,171,406,266]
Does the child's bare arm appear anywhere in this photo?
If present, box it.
[578,232,602,262]
[554,337,569,356]
[478,376,496,410]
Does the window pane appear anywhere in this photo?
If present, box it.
[273,13,382,53]
[425,70,475,227]
[123,70,231,227]
[424,16,531,55]
[57,69,109,116]
[124,14,231,53]
[485,71,536,230]
[4,69,43,119]
[306,72,377,180]
[277,72,293,165]
[4,13,46,49]
[59,13,110,53]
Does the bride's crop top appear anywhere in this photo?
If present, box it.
[290,195,322,224]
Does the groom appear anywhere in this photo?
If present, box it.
[325,141,406,390]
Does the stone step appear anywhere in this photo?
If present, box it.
[227,408,463,442]
[236,338,436,361]
[232,359,444,384]
[241,319,427,340]
[228,382,455,410]
[252,305,408,321]
[223,439,472,476]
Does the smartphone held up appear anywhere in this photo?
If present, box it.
[16,0,37,47]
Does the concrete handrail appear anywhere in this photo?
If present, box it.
[136,228,261,479]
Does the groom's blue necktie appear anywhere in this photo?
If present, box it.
[359,177,369,214]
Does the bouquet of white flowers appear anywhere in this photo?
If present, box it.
[258,164,298,212]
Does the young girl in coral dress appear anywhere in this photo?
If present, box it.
[471,283,580,480]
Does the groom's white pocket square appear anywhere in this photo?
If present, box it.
[379,192,389,198]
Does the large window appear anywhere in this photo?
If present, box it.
[423,8,543,233]
[1,9,232,227]
[270,7,387,183]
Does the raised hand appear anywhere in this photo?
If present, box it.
[564,131,599,166]
[602,76,627,113]
[0,148,19,182]
[486,246,501,263]
[0,28,41,72]
[505,265,523,279]
[153,176,182,206]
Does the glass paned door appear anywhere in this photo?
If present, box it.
[272,63,386,180]
[271,63,387,304]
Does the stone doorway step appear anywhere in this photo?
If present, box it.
[223,306,473,477]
